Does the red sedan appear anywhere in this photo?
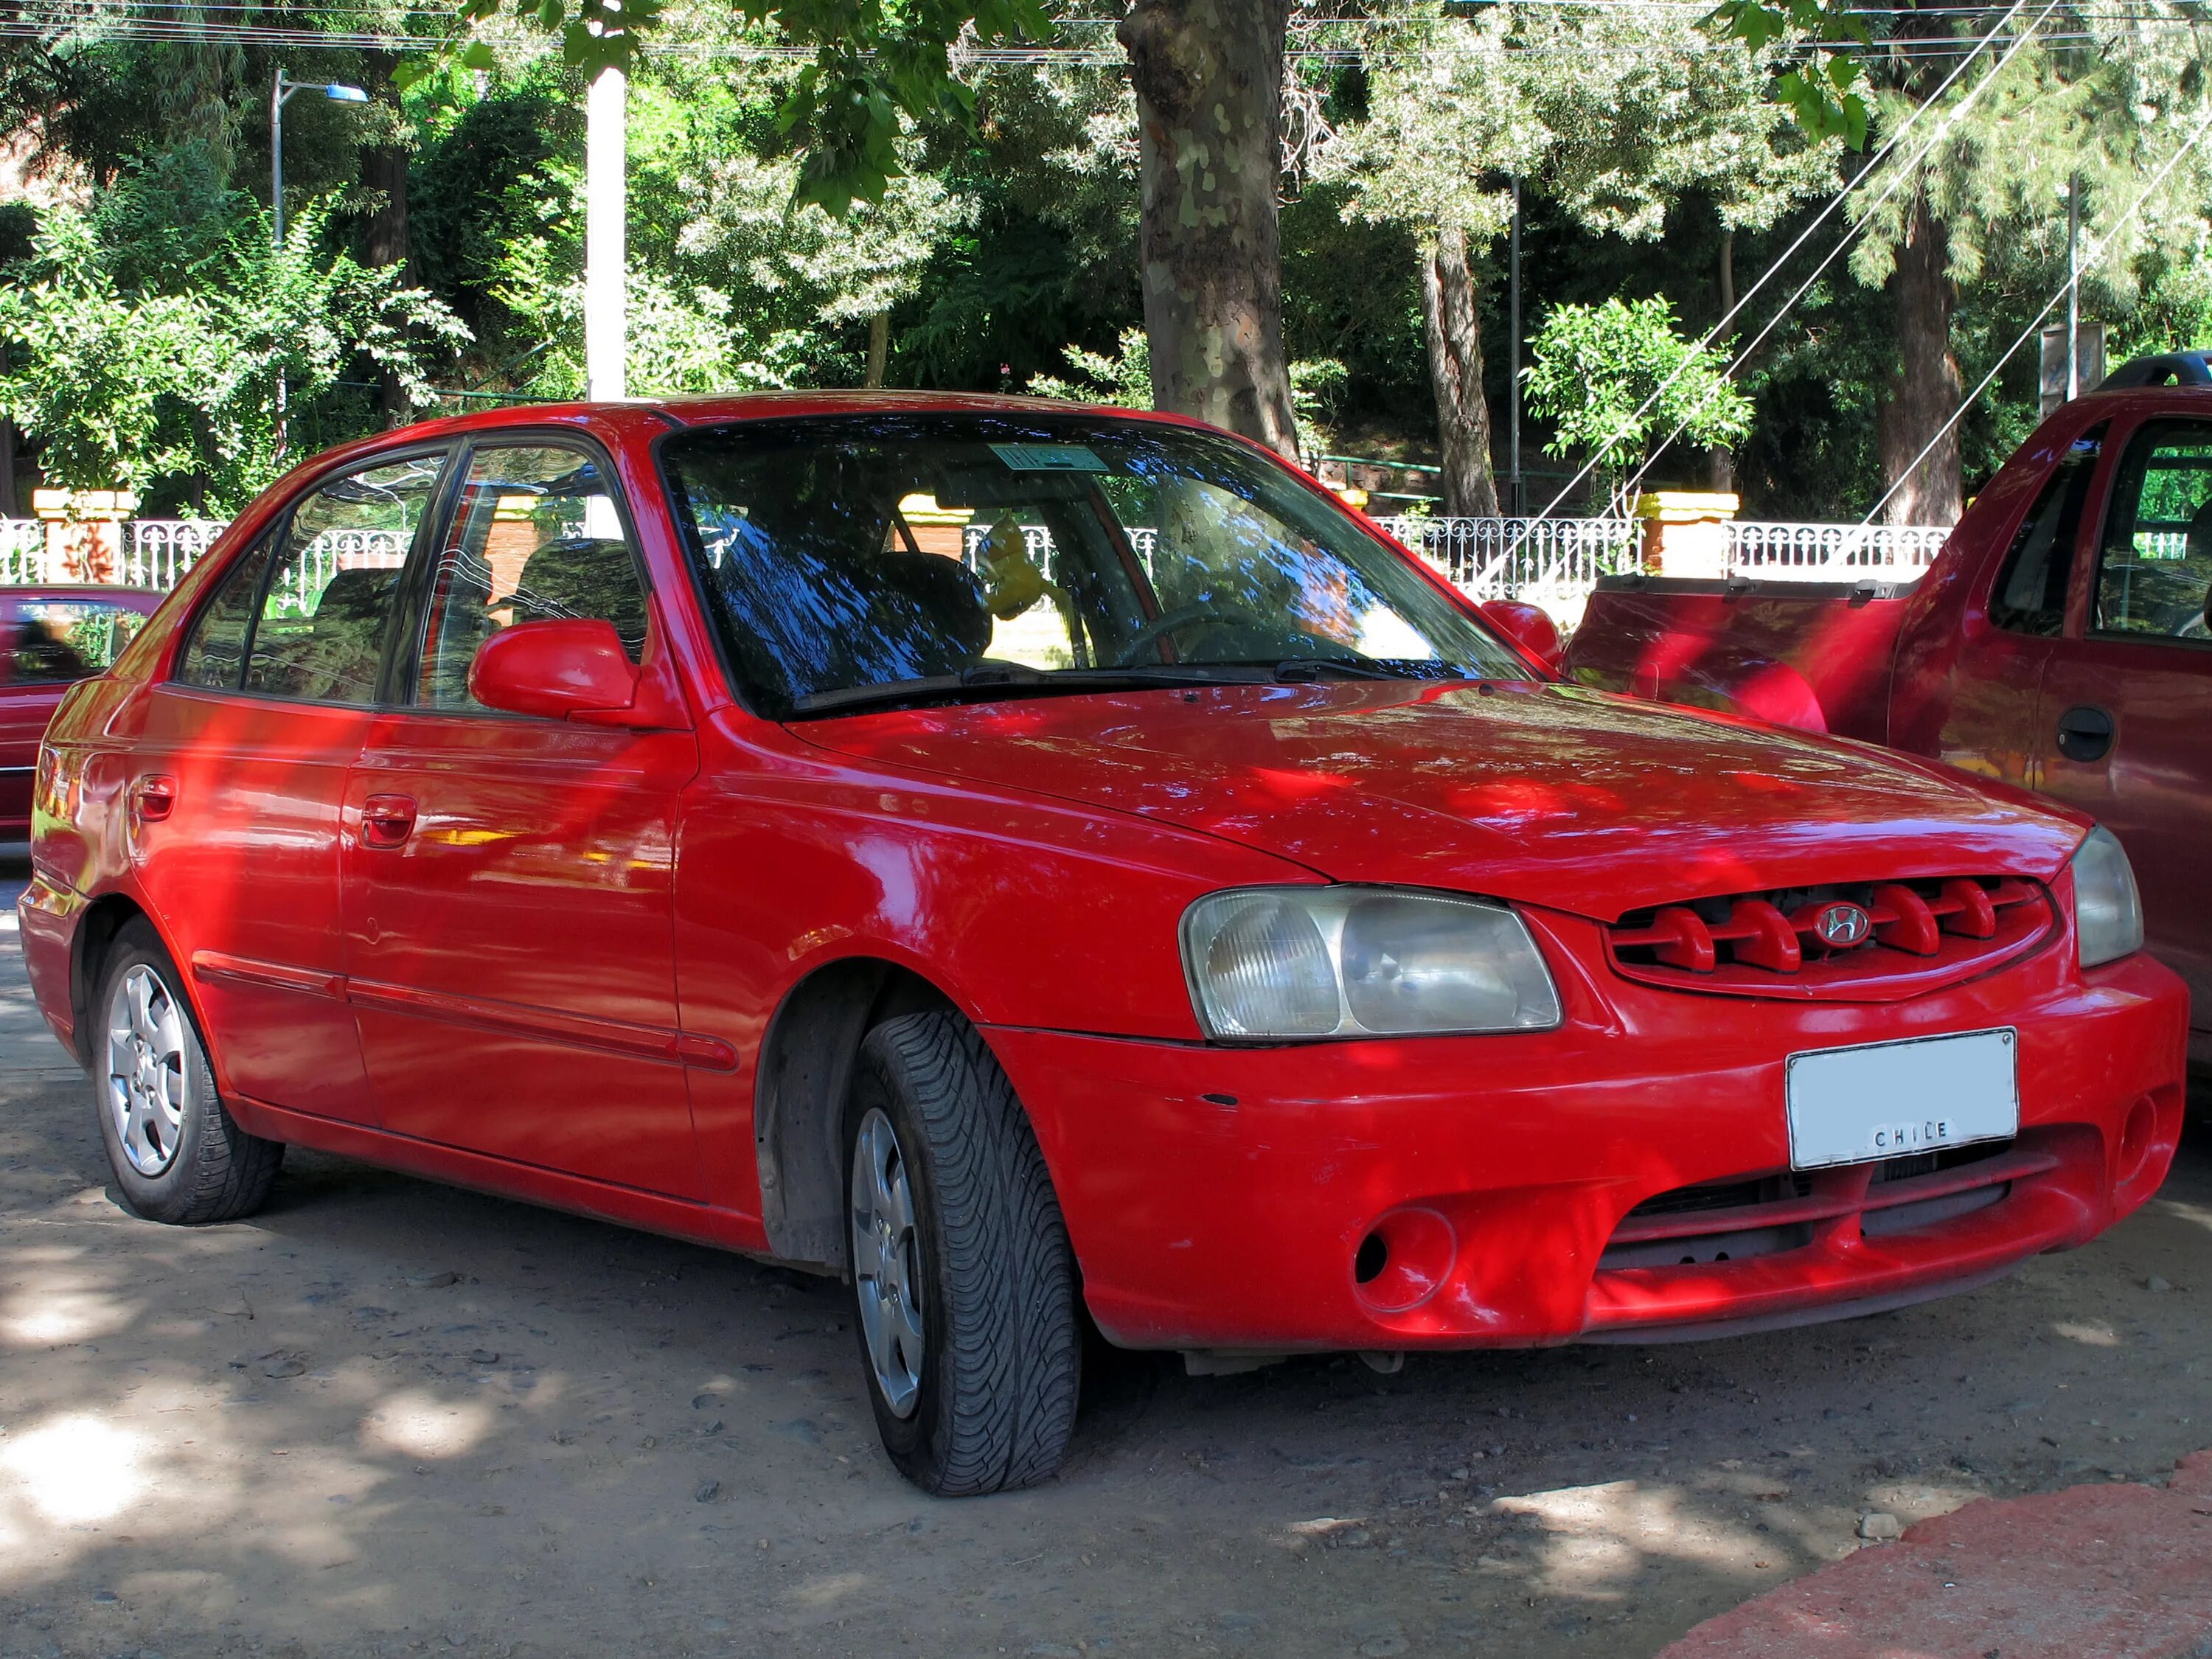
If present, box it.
[1,584,164,849]
[15,397,2186,1495]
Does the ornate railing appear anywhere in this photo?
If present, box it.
[1723,520,1950,575]
[1380,515,1644,611]
[121,519,229,588]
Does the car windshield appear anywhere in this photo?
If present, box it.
[659,413,1531,717]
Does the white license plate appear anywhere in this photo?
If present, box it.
[1784,1029,2019,1171]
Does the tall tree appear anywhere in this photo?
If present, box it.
[1116,0,1298,457]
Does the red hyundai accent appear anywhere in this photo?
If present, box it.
[16,397,2186,1494]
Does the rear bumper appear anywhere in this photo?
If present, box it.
[990,950,2186,1352]
[16,870,85,1059]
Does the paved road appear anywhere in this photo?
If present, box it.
[3,863,2208,1658]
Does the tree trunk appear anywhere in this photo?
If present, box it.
[360,52,417,428]
[865,311,889,388]
[1708,228,1736,495]
[1419,226,1499,518]
[1876,195,1963,526]
[1117,0,1299,459]
[0,341,16,520]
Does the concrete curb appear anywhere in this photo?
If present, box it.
[1659,1451,2212,1659]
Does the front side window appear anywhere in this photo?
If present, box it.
[2093,420,2212,643]
[414,444,650,711]
[661,414,1529,717]
[229,453,442,701]
[7,599,150,685]
[1988,428,2102,638]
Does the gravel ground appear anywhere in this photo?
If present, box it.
[4,863,2208,1659]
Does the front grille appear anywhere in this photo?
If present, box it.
[1597,1138,2045,1272]
[1606,877,2051,1000]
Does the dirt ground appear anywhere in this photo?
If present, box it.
[4,863,2208,1659]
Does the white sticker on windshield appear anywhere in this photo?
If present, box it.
[990,442,1109,473]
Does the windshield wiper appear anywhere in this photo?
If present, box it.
[1270,655,1402,682]
[789,663,1237,717]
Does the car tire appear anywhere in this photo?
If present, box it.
[93,919,283,1225]
[844,1009,1080,1495]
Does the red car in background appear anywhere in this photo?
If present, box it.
[15,396,2188,1494]
[1,585,163,849]
[1564,361,2212,1064]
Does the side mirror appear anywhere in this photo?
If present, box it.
[1478,599,1563,674]
[469,619,644,721]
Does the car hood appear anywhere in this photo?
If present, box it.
[793,681,2086,920]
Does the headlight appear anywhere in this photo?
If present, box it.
[1180,887,1562,1040]
[2071,826,2144,968]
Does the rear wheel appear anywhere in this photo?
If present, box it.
[845,1010,1080,1495]
[94,921,283,1224]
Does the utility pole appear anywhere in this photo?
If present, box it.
[2065,171,2082,401]
[1508,175,1522,518]
[271,69,367,455]
[585,65,627,401]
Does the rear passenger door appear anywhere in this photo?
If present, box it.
[341,439,705,1197]
[136,449,441,1120]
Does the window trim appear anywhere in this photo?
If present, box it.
[388,427,659,722]
[1982,422,2107,641]
[167,440,456,706]
[2081,414,2212,653]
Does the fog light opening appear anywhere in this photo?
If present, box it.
[2120,1093,2158,1185]
[1350,1206,1457,1313]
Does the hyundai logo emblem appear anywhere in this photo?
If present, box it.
[1816,902,1873,948]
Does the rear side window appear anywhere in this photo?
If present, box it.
[1989,427,2102,637]
[177,538,276,689]
[2092,419,2212,642]
[243,456,442,702]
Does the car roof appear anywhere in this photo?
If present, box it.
[4,585,165,606]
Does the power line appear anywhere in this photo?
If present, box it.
[1855,110,2212,526]
[1528,0,2056,521]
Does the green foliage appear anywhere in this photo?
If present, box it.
[0,166,467,508]
[430,0,1051,213]
[1026,326,1151,407]
[1708,0,1871,148]
[1523,296,1753,492]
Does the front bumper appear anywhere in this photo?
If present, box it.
[989,941,2186,1352]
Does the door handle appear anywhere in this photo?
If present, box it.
[130,774,176,823]
[360,793,417,849]
[2055,704,2115,762]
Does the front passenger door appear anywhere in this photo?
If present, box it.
[2037,417,2212,1046]
[342,440,706,1197]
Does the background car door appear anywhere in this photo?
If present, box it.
[342,439,705,1197]
[2037,414,2212,1045]
[131,451,438,1119]
[1912,427,2107,789]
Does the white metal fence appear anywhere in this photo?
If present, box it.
[4,513,1950,630]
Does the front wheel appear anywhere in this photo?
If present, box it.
[845,1011,1080,1495]
[94,920,283,1225]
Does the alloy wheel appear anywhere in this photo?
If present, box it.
[850,1106,926,1418]
[106,964,189,1178]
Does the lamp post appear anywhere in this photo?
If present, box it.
[271,70,369,453]
[2065,170,2082,401]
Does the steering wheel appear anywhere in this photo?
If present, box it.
[1110,601,1271,667]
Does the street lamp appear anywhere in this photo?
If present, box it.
[271,70,369,250]
[269,70,368,454]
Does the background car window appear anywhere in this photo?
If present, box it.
[416,445,648,710]
[2094,420,2212,642]
[1989,428,2101,638]
[175,538,277,689]
[8,599,148,685]
[243,454,442,702]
